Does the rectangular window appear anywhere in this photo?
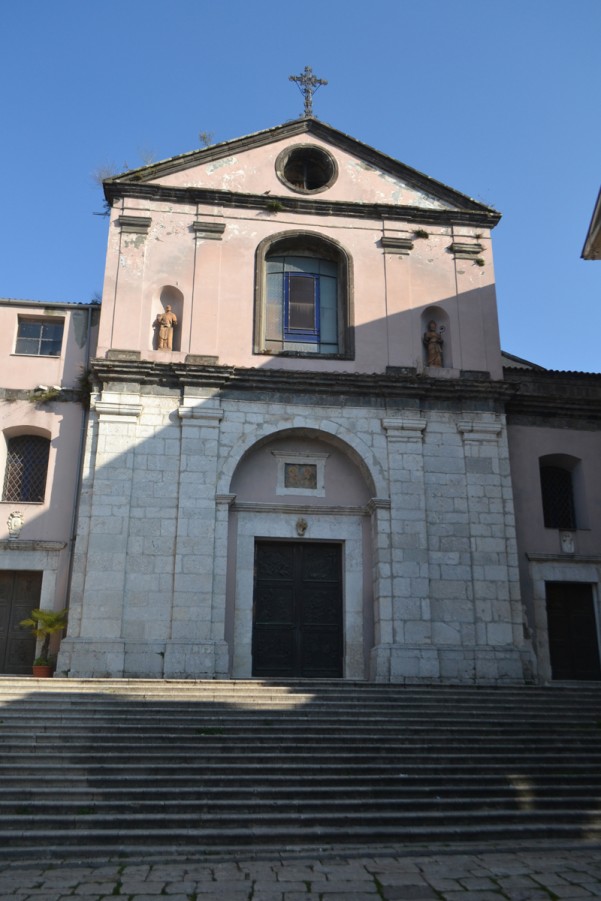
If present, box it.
[15,319,64,357]
[284,273,319,342]
[264,255,339,355]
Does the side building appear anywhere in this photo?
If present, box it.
[503,357,601,683]
[0,299,98,673]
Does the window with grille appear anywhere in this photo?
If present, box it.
[15,318,64,356]
[540,465,576,529]
[2,436,50,503]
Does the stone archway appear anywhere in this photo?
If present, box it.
[224,430,376,679]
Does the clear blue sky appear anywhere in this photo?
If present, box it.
[1,0,599,371]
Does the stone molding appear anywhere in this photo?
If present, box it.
[448,241,484,259]
[526,552,601,563]
[215,494,236,507]
[178,405,224,425]
[381,236,414,255]
[116,215,151,235]
[457,421,502,442]
[366,498,392,514]
[91,358,512,406]
[0,540,66,552]
[232,501,369,516]
[383,418,427,441]
[94,400,143,421]
[191,221,226,240]
[106,349,142,361]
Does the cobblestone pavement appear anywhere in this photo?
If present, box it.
[1,843,601,900]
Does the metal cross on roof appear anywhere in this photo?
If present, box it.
[289,66,328,118]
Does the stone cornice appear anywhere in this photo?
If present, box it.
[381,236,414,255]
[116,215,151,234]
[457,421,502,442]
[90,358,513,407]
[191,221,226,240]
[504,369,601,424]
[93,400,143,420]
[233,501,369,516]
[105,183,501,229]
[105,118,498,219]
[526,553,601,564]
[0,540,66,552]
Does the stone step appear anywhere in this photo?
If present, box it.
[1,792,597,816]
[0,781,596,802]
[2,807,601,831]
[0,678,599,858]
[2,821,599,861]
[0,815,600,859]
[0,679,598,704]
[0,725,601,754]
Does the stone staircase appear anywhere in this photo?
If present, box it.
[0,677,600,859]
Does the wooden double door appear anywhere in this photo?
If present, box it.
[252,541,343,678]
[546,582,601,680]
[0,571,40,674]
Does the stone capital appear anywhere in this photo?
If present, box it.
[382,418,427,442]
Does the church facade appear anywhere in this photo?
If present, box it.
[52,119,601,683]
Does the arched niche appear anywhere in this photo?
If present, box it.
[230,431,373,505]
[421,305,451,369]
[151,286,183,352]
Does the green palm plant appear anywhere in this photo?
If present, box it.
[20,608,68,666]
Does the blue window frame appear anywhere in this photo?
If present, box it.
[266,255,338,353]
[284,273,320,343]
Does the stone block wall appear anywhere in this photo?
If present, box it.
[58,377,534,683]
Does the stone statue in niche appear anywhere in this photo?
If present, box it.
[423,319,444,367]
[155,305,178,350]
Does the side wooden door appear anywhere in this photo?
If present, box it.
[546,582,601,680]
[0,571,41,674]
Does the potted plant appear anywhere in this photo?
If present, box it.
[20,608,68,677]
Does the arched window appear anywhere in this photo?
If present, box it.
[2,435,50,503]
[540,460,577,529]
[255,232,352,358]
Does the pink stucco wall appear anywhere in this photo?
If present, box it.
[97,133,503,379]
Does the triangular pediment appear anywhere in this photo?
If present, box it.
[105,119,497,220]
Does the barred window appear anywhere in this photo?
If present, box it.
[2,436,50,503]
[15,319,64,356]
[540,465,576,529]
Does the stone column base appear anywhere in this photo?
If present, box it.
[163,640,229,679]
[57,638,230,679]
[57,638,126,678]
[370,644,536,684]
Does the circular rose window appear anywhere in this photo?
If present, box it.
[276,145,338,194]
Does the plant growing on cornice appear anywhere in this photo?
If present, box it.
[28,386,61,405]
[413,229,429,239]
[266,199,285,213]
[474,257,486,267]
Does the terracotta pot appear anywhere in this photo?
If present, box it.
[32,665,53,678]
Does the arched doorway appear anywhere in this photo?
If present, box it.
[225,430,376,679]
